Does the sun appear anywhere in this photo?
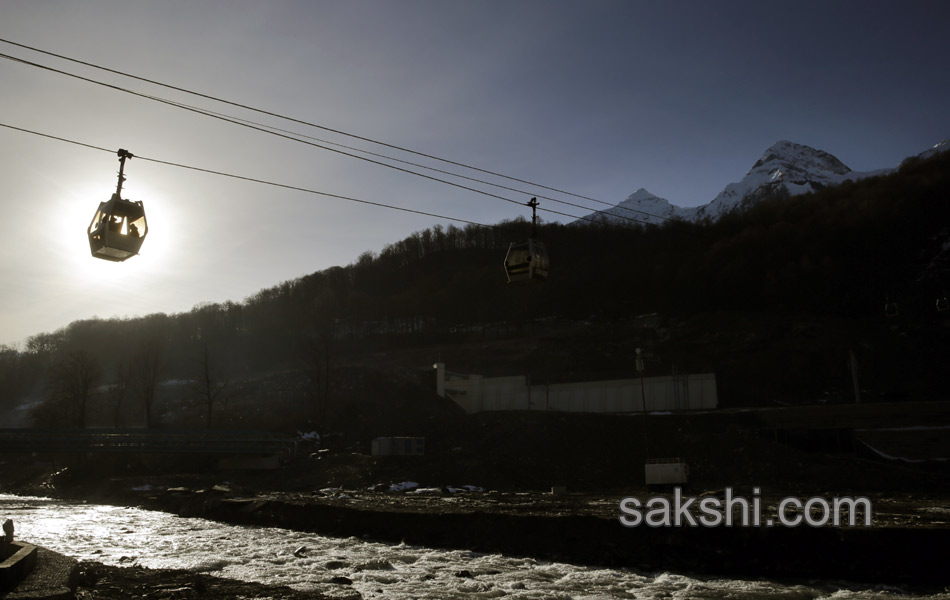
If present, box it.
[54,181,180,287]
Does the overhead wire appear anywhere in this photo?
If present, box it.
[0,122,494,229]
[0,37,670,224]
[150,96,622,225]
[161,98,656,226]
[0,50,610,226]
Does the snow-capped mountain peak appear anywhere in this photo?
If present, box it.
[916,139,949,161]
[749,140,851,179]
[577,187,697,225]
[576,138,946,227]
[625,187,659,202]
[694,140,855,221]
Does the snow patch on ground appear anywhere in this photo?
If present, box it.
[446,485,485,494]
[388,481,419,492]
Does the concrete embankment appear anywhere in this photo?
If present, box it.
[4,545,77,600]
[137,491,948,587]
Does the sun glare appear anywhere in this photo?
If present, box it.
[55,182,180,287]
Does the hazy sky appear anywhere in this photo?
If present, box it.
[1,0,948,346]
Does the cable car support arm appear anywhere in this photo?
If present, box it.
[115,148,134,198]
[528,196,539,238]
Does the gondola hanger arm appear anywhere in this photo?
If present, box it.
[115,148,134,198]
[527,197,539,238]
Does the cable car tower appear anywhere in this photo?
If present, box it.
[88,149,148,262]
[504,197,549,284]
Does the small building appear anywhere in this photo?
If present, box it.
[644,458,689,485]
[433,363,717,414]
[371,436,425,456]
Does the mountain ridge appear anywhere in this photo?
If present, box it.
[579,139,947,226]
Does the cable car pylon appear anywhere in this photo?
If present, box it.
[87,148,148,262]
[504,197,549,284]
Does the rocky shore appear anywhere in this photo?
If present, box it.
[74,560,333,599]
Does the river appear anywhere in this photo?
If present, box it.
[1,494,944,599]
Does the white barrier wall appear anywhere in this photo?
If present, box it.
[436,364,717,414]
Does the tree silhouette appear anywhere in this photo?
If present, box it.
[107,359,131,428]
[190,342,229,429]
[37,349,101,428]
[132,337,163,428]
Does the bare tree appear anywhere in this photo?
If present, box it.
[107,360,131,428]
[40,350,101,428]
[132,337,162,428]
[190,343,228,428]
[301,334,333,434]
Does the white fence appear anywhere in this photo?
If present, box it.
[435,364,717,414]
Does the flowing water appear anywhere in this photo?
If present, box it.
[1,494,944,600]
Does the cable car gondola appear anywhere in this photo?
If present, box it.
[88,149,148,262]
[937,295,949,312]
[504,197,549,284]
[884,296,900,318]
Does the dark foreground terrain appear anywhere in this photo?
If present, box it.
[2,401,949,590]
[75,561,332,599]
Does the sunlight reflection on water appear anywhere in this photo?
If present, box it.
[0,495,942,600]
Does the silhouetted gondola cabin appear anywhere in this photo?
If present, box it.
[504,238,549,284]
[884,298,900,318]
[88,195,148,262]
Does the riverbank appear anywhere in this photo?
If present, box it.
[7,461,946,589]
[133,487,950,587]
[2,403,949,590]
[7,549,332,600]
[74,560,334,599]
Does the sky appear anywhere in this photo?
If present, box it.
[1,0,948,347]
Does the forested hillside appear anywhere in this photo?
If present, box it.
[2,151,949,428]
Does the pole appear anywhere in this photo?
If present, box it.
[849,348,861,404]
[637,348,648,457]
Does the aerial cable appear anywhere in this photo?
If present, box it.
[0,122,113,154]
[0,122,493,228]
[0,52,550,217]
[162,97,656,226]
[150,92,603,224]
[0,53,612,227]
[0,37,669,223]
